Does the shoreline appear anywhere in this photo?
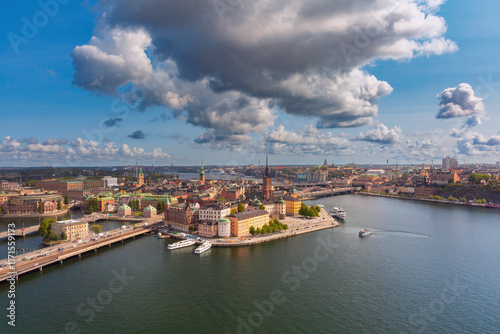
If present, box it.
[356,192,499,209]
[0,208,70,219]
[167,208,339,247]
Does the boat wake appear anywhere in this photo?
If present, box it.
[373,230,430,238]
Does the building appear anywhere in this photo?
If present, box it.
[228,209,269,237]
[198,221,218,238]
[6,193,62,215]
[217,218,231,238]
[262,154,272,199]
[283,195,301,217]
[164,202,195,232]
[102,176,118,188]
[221,186,244,201]
[143,205,157,218]
[137,167,145,187]
[430,171,459,185]
[198,204,231,222]
[117,204,132,217]
[442,157,459,170]
[199,160,205,185]
[50,220,89,240]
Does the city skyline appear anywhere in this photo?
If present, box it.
[1,0,500,167]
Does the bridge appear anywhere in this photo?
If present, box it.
[0,225,40,239]
[296,187,361,199]
[0,220,162,283]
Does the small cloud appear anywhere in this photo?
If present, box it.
[355,123,403,144]
[149,113,171,123]
[436,83,484,127]
[43,138,68,145]
[128,130,147,140]
[103,117,123,128]
[20,137,39,144]
[45,69,57,76]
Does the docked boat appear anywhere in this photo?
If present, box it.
[329,207,346,220]
[209,168,225,175]
[359,229,372,237]
[194,241,212,254]
[167,239,196,250]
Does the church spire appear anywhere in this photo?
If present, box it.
[265,154,269,177]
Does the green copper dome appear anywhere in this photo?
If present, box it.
[218,218,231,224]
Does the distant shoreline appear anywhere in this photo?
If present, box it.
[0,208,70,219]
[356,192,499,210]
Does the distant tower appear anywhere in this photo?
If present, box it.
[137,167,144,186]
[200,159,205,185]
[262,154,272,199]
[323,159,329,181]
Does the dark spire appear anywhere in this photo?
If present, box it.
[265,154,269,177]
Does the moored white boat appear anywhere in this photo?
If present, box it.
[329,207,346,220]
[194,241,212,254]
[167,239,196,250]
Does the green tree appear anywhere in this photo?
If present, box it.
[178,197,185,203]
[259,204,266,210]
[64,194,70,205]
[255,227,261,234]
[61,232,67,240]
[38,201,44,213]
[230,208,237,214]
[90,224,102,234]
[249,226,256,235]
[298,203,319,217]
[469,173,491,184]
[38,218,55,238]
[189,225,196,232]
[57,199,62,211]
[86,198,100,213]
[0,206,2,214]
[156,202,165,212]
[48,231,59,241]
[237,203,245,212]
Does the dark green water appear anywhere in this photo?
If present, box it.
[1,195,499,333]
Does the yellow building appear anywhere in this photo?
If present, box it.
[51,220,89,240]
[284,195,301,217]
[228,209,269,237]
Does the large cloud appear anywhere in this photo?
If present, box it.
[456,131,500,156]
[72,0,456,144]
[436,83,485,128]
[262,125,350,155]
[355,123,403,144]
[0,136,170,165]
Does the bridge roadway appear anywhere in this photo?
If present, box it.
[0,225,40,239]
[0,214,109,240]
[296,187,361,199]
[0,220,161,283]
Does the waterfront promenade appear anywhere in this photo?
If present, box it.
[166,208,339,247]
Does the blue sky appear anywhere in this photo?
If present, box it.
[1,0,499,167]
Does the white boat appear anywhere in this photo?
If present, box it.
[359,229,372,237]
[167,239,196,250]
[209,168,226,175]
[329,207,346,220]
[194,241,212,254]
